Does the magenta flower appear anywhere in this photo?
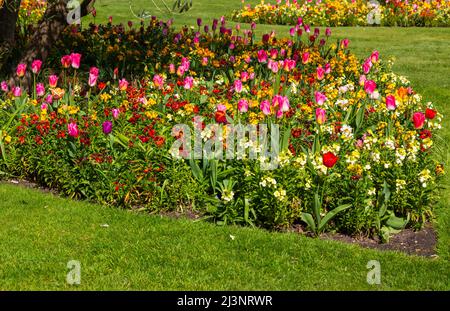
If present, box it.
[325,63,331,74]
[61,55,72,68]
[1,81,8,92]
[238,99,248,113]
[68,122,79,138]
[260,100,271,115]
[112,108,120,119]
[70,53,82,69]
[314,91,327,105]
[234,79,243,93]
[118,78,128,91]
[183,76,194,90]
[257,50,268,63]
[325,28,331,37]
[317,66,325,80]
[16,63,27,78]
[363,59,372,74]
[49,75,59,88]
[283,59,296,71]
[102,121,113,135]
[153,74,165,89]
[36,83,45,97]
[268,59,279,73]
[13,86,22,97]
[45,94,53,104]
[315,108,327,125]
[276,109,283,119]
[31,60,43,74]
[386,95,397,111]
[88,67,99,87]
[341,38,350,49]
[371,50,379,63]
[302,52,309,64]
[364,80,377,94]
[412,112,426,129]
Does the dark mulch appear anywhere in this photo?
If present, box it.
[3,179,439,258]
[290,223,438,258]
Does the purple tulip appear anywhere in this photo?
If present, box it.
[102,120,113,135]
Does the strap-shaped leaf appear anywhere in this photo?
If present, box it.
[319,204,352,231]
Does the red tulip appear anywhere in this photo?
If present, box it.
[412,112,426,129]
[323,152,338,168]
[425,108,437,120]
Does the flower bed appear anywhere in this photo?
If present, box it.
[231,0,450,27]
[0,17,444,239]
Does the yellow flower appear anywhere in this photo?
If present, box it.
[4,135,11,144]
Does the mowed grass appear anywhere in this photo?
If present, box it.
[0,182,449,290]
[0,0,449,290]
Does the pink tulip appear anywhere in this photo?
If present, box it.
[302,52,310,64]
[68,122,79,138]
[257,50,268,63]
[48,75,59,89]
[16,63,27,78]
[118,78,128,91]
[317,66,325,80]
[359,75,367,86]
[371,50,379,63]
[260,100,271,115]
[276,109,284,119]
[324,63,331,74]
[363,59,372,74]
[217,104,227,112]
[201,57,208,66]
[238,99,248,113]
[183,76,194,90]
[45,94,53,104]
[283,59,296,71]
[112,108,120,119]
[240,72,249,82]
[341,38,350,49]
[315,108,327,125]
[267,59,279,73]
[166,64,173,75]
[70,53,82,69]
[61,55,72,68]
[36,83,45,97]
[364,80,377,94]
[386,95,396,111]
[153,74,165,89]
[234,79,243,93]
[88,67,99,87]
[13,86,22,97]
[272,95,290,112]
[314,91,327,105]
[412,112,426,129]
[41,103,48,110]
[1,81,8,92]
[31,60,42,74]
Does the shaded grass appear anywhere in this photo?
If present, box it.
[0,182,449,290]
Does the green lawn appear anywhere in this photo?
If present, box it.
[0,0,449,290]
[0,182,449,290]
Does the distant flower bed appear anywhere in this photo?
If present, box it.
[17,0,47,26]
[231,0,450,27]
[0,17,444,239]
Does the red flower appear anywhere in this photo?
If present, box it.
[215,111,227,124]
[425,108,436,120]
[322,152,338,168]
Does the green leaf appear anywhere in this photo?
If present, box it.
[301,212,316,233]
[319,204,352,231]
[386,213,408,230]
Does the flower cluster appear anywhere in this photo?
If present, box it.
[231,0,450,27]
[0,16,444,235]
[17,0,47,26]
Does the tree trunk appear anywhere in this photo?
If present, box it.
[6,0,95,88]
[0,0,21,44]
[0,0,21,73]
